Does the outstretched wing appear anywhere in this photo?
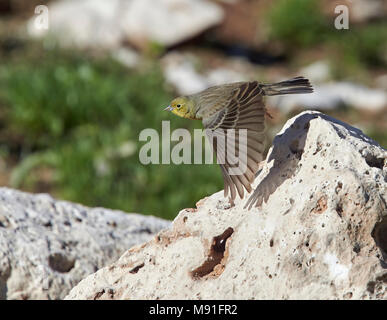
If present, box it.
[202,81,267,200]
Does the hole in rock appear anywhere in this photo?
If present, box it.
[133,227,152,234]
[367,273,387,294]
[94,289,105,300]
[353,243,361,254]
[43,221,52,228]
[289,139,303,160]
[0,215,11,228]
[48,253,75,273]
[367,281,376,294]
[313,142,322,155]
[376,273,387,283]
[372,217,387,261]
[335,182,343,194]
[365,154,384,170]
[129,263,145,274]
[336,202,343,218]
[191,227,234,279]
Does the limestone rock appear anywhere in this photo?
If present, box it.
[162,52,248,95]
[66,111,386,300]
[27,0,223,50]
[120,0,224,48]
[300,61,331,84]
[28,0,124,49]
[0,188,170,299]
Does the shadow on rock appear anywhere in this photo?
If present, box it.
[245,111,385,209]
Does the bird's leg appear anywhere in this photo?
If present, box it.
[265,108,273,119]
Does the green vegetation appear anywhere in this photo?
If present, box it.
[330,23,387,69]
[267,0,328,48]
[267,0,387,75]
[366,129,387,150]
[0,45,223,219]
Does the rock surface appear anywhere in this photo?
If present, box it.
[66,111,386,300]
[0,188,170,300]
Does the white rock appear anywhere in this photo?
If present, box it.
[162,53,208,95]
[351,0,386,23]
[112,48,141,69]
[162,52,247,95]
[28,0,223,50]
[29,0,124,49]
[206,68,247,86]
[66,111,387,300]
[268,82,387,113]
[300,61,331,84]
[121,0,224,48]
[0,188,170,299]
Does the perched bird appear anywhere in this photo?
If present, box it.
[165,77,313,204]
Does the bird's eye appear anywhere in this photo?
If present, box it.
[176,104,181,108]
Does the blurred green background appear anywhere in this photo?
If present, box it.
[0,0,386,220]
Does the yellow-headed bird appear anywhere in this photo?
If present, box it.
[165,76,313,203]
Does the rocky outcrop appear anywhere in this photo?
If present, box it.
[0,188,170,299]
[66,111,386,300]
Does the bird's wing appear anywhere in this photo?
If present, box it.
[202,81,267,200]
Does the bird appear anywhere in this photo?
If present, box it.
[165,76,313,205]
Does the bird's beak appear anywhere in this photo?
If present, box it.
[164,105,173,112]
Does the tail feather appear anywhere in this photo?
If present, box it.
[262,76,313,96]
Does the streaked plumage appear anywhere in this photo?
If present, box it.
[165,76,313,204]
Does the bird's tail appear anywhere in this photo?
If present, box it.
[261,76,313,96]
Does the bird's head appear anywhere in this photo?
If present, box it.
[164,96,197,119]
